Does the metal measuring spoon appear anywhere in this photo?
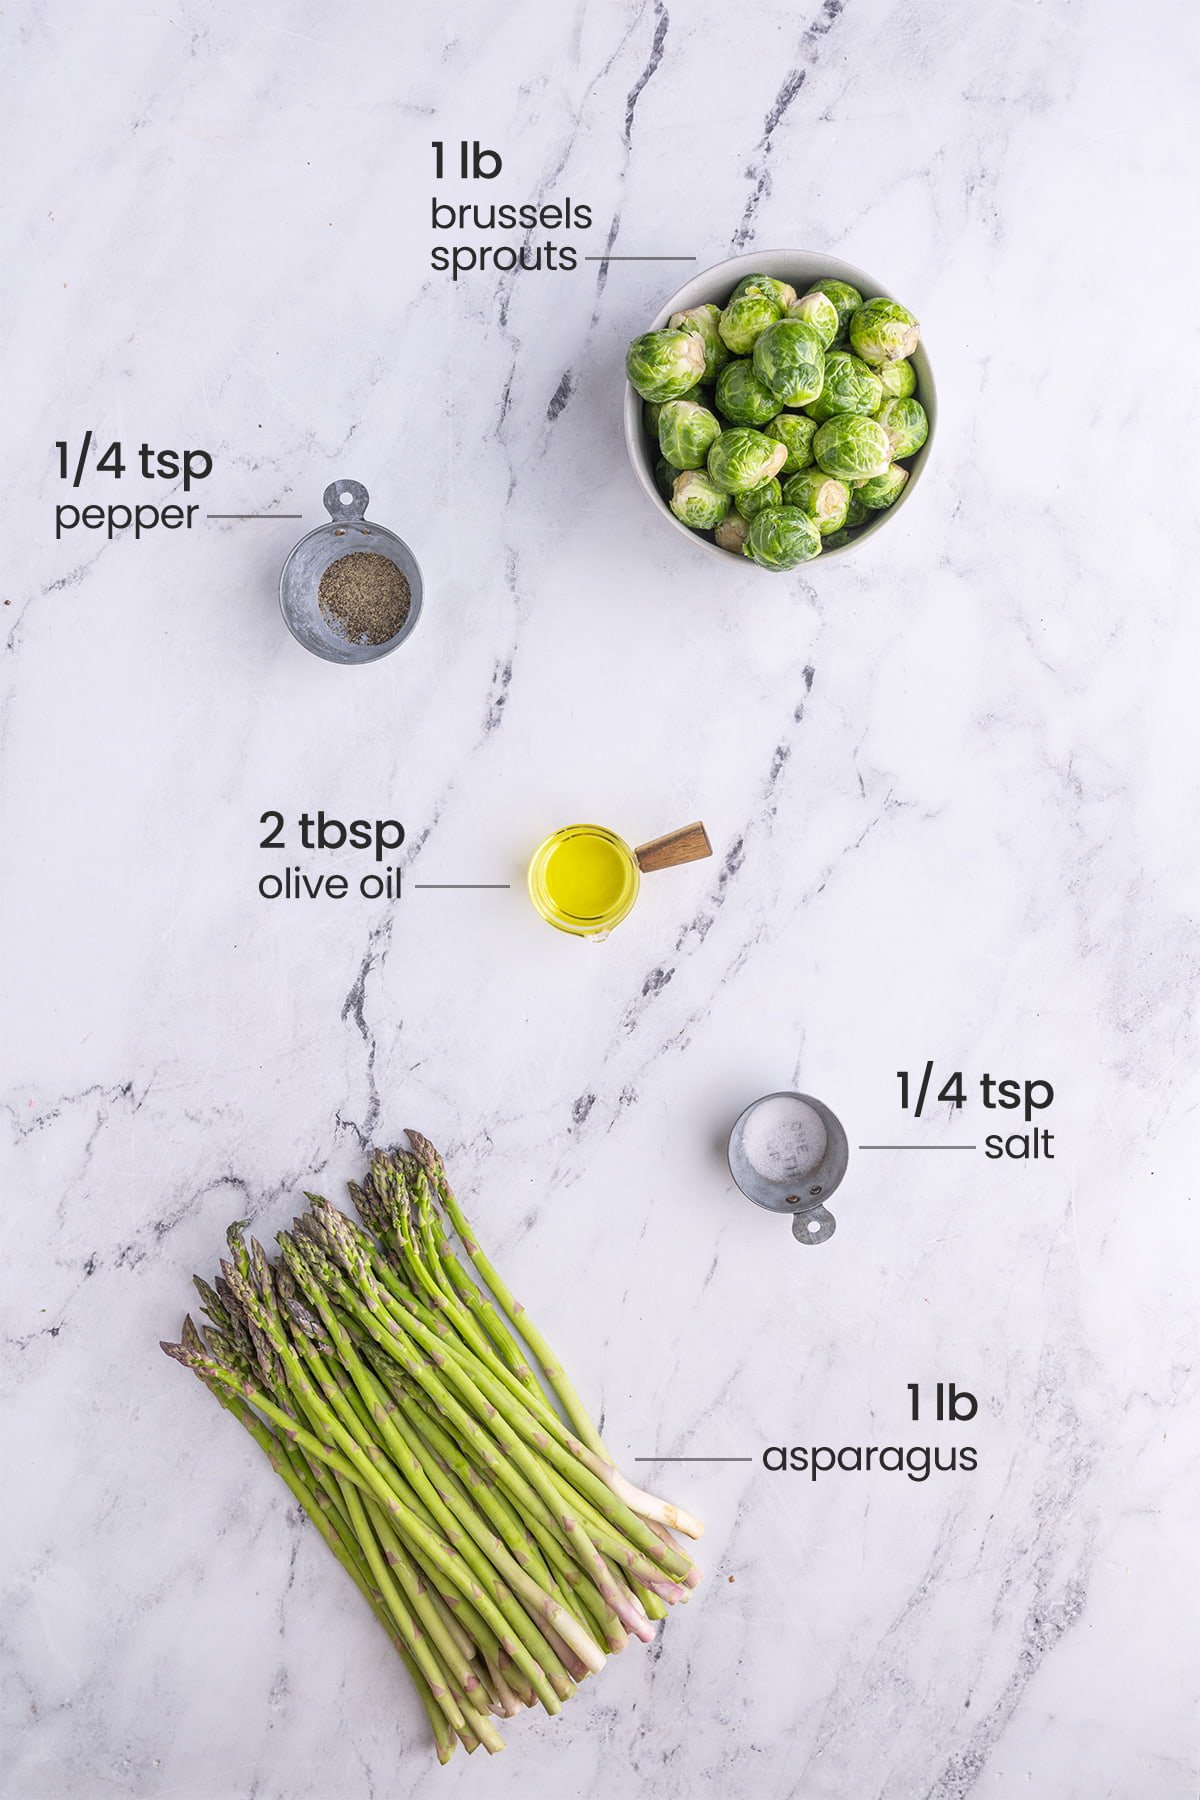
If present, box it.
[727,1091,850,1245]
[279,479,424,664]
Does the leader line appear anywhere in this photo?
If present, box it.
[634,1456,754,1463]
[858,1144,978,1151]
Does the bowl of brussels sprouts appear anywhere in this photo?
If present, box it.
[623,251,935,570]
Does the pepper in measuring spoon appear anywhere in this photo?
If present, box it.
[318,551,412,646]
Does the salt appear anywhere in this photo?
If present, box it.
[742,1096,828,1184]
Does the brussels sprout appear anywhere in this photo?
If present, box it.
[823,529,852,549]
[670,470,730,530]
[718,291,784,356]
[787,290,839,348]
[654,458,676,500]
[877,357,917,401]
[745,505,823,571]
[845,491,871,526]
[764,413,818,474]
[644,400,667,440]
[714,358,781,426]
[668,302,730,383]
[658,398,723,470]
[805,350,884,424]
[752,319,826,406]
[875,396,929,458]
[730,273,798,312]
[735,477,784,521]
[626,328,707,401]
[804,278,862,343]
[781,468,850,536]
[855,464,909,509]
[848,296,920,365]
[715,510,751,554]
[813,413,891,481]
[707,428,788,494]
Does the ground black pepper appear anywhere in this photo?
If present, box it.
[318,551,411,646]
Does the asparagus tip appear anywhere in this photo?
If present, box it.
[404,1129,442,1174]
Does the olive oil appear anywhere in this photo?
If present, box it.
[528,819,713,938]
[527,826,640,937]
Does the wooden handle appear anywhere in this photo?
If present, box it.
[633,821,713,874]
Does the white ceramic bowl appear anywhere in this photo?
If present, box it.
[623,249,936,567]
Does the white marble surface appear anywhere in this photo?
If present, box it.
[3,1,1198,1795]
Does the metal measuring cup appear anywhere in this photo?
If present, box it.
[278,479,423,664]
[727,1091,850,1245]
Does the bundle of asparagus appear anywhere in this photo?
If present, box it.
[161,1131,702,1763]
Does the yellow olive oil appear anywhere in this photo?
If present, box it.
[527,825,640,936]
